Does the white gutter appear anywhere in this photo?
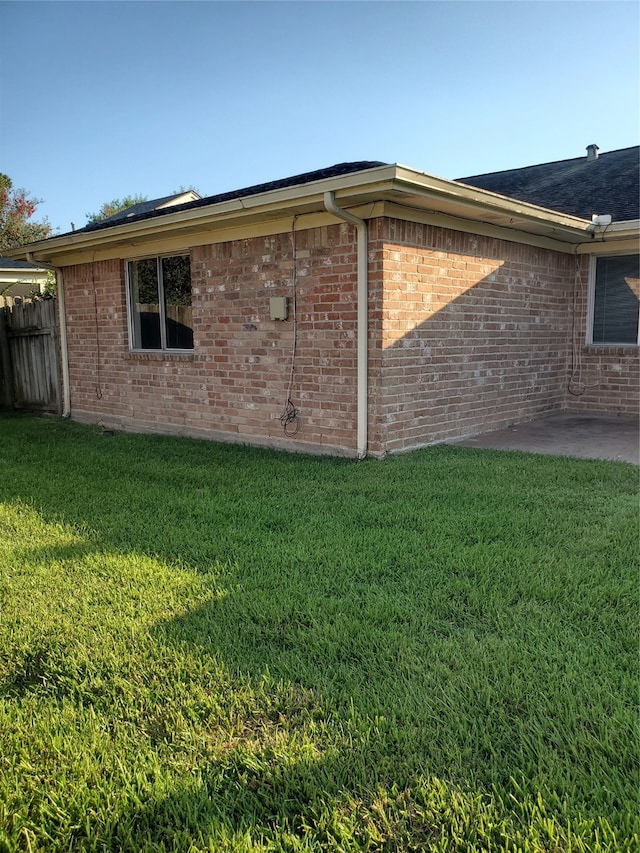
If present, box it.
[7,164,598,266]
[575,220,640,254]
[324,191,368,459]
[27,253,70,418]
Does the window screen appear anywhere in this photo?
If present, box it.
[592,255,639,345]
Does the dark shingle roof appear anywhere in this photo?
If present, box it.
[0,257,45,270]
[457,146,639,221]
[81,162,388,235]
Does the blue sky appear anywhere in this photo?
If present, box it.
[1,0,638,233]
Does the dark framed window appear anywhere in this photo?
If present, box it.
[127,254,193,350]
[590,255,639,345]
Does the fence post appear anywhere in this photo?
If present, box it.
[0,307,15,409]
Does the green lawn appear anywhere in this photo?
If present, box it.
[0,414,637,852]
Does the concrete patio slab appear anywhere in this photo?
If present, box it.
[450,412,639,464]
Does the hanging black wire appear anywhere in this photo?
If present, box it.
[278,398,300,436]
[276,216,300,435]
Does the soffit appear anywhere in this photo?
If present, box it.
[9,164,633,266]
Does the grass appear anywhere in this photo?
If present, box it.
[0,413,637,852]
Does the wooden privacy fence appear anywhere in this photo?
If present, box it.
[0,298,62,413]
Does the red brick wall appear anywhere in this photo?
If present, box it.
[368,218,574,454]
[61,218,638,457]
[566,255,639,415]
[63,224,360,455]
[63,259,129,419]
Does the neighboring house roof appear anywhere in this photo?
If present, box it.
[98,191,201,225]
[0,257,49,304]
[83,163,387,235]
[457,145,639,222]
[0,257,47,271]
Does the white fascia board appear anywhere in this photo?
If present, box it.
[5,165,399,263]
[0,269,48,283]
[576,220,640,255]
[7,162,598,263]
[605,220,640,236]
[156,191,201,208]
[391,165,592,233]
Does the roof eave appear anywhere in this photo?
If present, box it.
[604,219,640,235]
[5,165,399,262]
[389,167,592,240]
[575,219,640,255]
[6,164,598,264]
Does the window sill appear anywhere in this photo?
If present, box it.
[124,350,195,362]
[584,344,639,355]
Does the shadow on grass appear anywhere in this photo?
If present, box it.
[0,535,521,849]
[1,416,638,849]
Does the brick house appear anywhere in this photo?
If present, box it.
[8,146,639,457]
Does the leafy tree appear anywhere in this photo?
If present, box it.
[0,173,52,254]
[86,194,148,225]
[41,269,57,298]
[172,185,200,195]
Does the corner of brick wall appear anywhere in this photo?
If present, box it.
[371,218,575,453]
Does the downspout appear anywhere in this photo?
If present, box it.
[27,253,70,418]
[323,192,369,459]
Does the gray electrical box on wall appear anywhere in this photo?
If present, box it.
[269,296,288,320]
